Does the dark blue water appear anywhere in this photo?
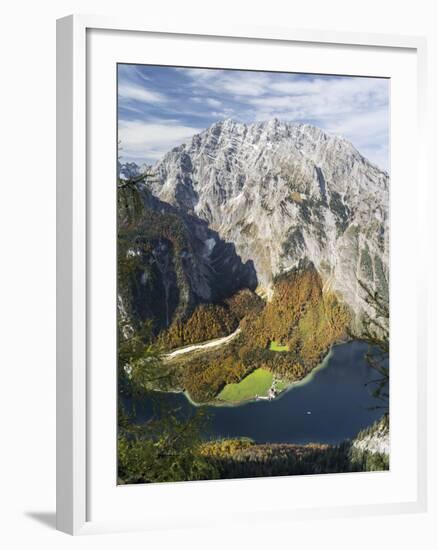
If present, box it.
[126,341,387,445]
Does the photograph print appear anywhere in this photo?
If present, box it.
[117,64,389,485]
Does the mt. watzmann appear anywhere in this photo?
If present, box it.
[122,118,389,330]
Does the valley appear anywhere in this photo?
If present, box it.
[123,341,387,448]
[117,118,390,482]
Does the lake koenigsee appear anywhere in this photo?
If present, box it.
[125,340,386,445]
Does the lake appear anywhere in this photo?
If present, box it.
[125,340,387,445]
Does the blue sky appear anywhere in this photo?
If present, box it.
[118,64,389,170]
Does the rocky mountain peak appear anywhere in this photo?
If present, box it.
[122,118,389,329]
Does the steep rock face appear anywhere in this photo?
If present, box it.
[148,119,389,328]
[117,184,257,337]
[352,416,389,456]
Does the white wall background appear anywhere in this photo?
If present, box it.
[0,0,436,547]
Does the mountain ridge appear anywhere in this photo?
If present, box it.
[121,118,388,330]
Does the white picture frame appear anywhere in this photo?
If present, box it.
[56,14,428,535]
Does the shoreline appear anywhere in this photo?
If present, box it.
[164,342,341,408]
[212,345,336,407]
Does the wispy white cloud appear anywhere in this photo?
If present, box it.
[118,83,167,104]
[205,98,222,108]
[118,120,201,163]
[215,73,271,97]
[326,108,389,170]
[191,96,222,107]
[180,68,271,97]
[247,78,388,119]
[270,76,387,100]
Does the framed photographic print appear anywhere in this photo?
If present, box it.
[57,15,428,535]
